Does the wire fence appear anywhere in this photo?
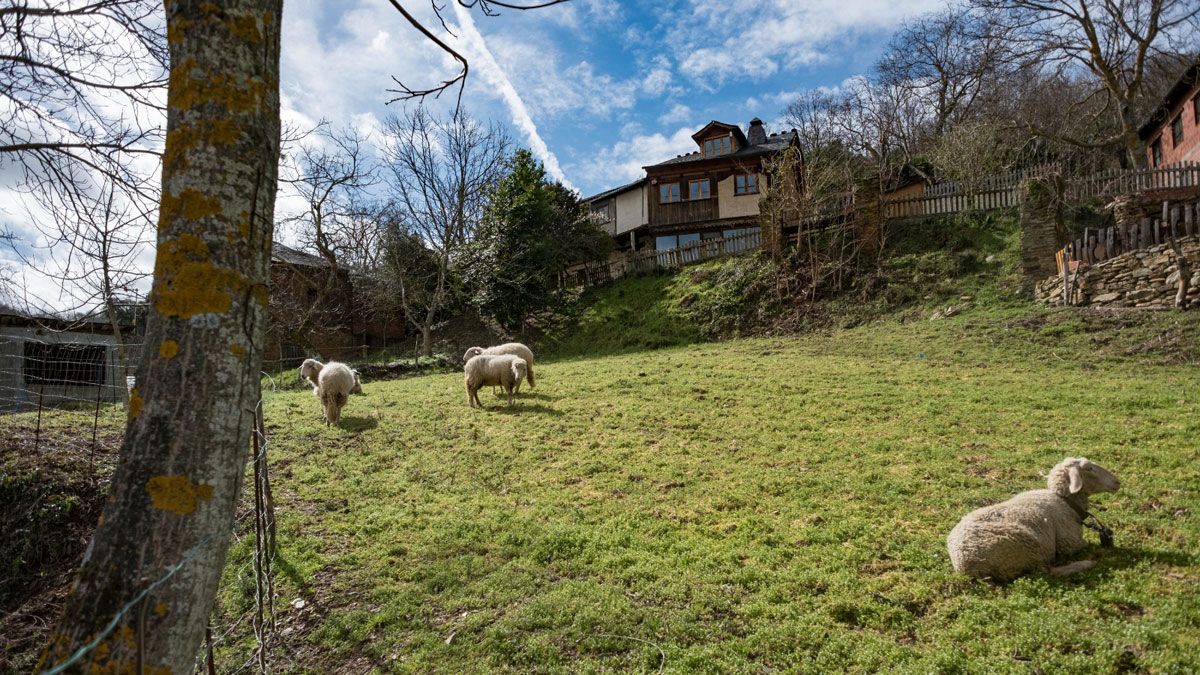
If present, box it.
[0,329,286,673]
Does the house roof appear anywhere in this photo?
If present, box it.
[691,120,749,147]
[582,177,646,204]
[0,309,136,333]
[645,129,799,170]
[1138,61,1200,141]
[271,242,329,268]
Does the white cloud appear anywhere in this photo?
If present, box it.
[658,103,693,125]
[449,2,573,189]
[668,0,942,83]
[641,56,674,96]
[573,126,699,192]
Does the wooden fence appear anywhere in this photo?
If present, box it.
[560,229,762,288]
[1055,199,1200,275]
[881,162,1200,220]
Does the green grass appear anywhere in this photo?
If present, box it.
[207,302,1200,673]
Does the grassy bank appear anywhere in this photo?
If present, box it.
[205,303,1200,673]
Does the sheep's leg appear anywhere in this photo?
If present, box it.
[506,384,513,407]
[526,366,535,388]
[1048,560,1095,577]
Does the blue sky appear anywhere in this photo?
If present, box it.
[280,0,945,197]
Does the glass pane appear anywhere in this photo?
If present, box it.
[655,235,678,250]
[677,233,700,246]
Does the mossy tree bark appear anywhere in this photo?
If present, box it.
[42,1,282,672]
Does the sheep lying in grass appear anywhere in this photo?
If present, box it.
[464,354,527,408]
[315,361,357,426]
[301,358,363,395]
[947,457,1120,581]
[463,343,536,391]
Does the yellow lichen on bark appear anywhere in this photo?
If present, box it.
[155,602,169,618]
[153,234,249,318]
[159,340,179,359]
[164,119,240,172]
[225,14,263,43]
[129,388,144,418]
[159,189,222,231]
[146,475,215,515]
[230,343,246,358]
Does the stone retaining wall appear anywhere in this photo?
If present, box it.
[1035,236,1200,308]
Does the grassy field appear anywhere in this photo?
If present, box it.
[201,304,1200,673]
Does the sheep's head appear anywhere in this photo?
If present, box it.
[350,370,364,395]
[299,358,323,384]
[512,358,528,383]
[1049,457,1120,497]
[463,347,484,363]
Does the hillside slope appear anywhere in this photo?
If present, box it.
[203,304,1200,673]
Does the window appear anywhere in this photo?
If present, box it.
[735,174,758,195]
[688,179,711,200]
[593,202,613,223]
[1171,114,1184,146]
[655,232,701,250]
[23,342,107,386]
[1194,93,1200,125]
[658,183,681,203]
[703,135,731,158]
[1151,138,1163,166]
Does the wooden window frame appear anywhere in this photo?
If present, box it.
[1171,114,1184,146]
[734,173,758,195]
[688,178,711,201]
[703,135,731,158]
[658,182,681,204]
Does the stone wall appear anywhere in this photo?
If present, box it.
[1035,235,1200,308]
[1019,177,1067,292]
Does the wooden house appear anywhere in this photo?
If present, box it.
[584,118,799,255]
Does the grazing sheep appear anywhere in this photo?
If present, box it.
[315,361,357,426]
[350,369,363,395]
[463,343,536,390]
[299,358,323,389]
[947,457,1120,581]
[464,354,528,408]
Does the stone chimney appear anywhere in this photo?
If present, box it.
[747,117,767,145]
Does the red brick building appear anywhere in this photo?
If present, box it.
[1139,62,1200,167]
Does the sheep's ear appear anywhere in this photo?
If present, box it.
[1068,465,1084,494]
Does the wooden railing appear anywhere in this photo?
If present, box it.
[1055,199,1200,274]
[1066,162,1200,202]
[881,162,1200,221]
[652,198,718,227]
[560,229,762,288]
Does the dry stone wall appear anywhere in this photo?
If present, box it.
[1035,236,1200,308]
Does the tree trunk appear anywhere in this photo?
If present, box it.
[422,303,436,357]
[42,2,282,673]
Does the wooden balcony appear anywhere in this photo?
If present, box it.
[650,197,717,228]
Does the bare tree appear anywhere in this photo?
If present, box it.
[9,172,151,404]
[40,1,283,671]
[976,0,1200,167]
[1,0,167,216]
[381,107,508,356]
[275,125,380,350]
[37,1,565,670]
[877,7,1008,135]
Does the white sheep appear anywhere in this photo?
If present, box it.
[315,361,357,426]
[463,343,536,391]
[301,358,363,395]
[299,358,323,389]
[947,457,1120,581]
[464,354,528,408]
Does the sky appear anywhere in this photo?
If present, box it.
[2,0,947,313]
[280,0,946,198]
